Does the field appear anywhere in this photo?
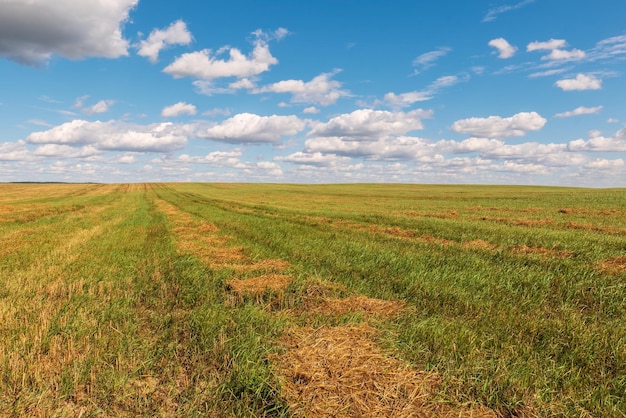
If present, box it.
[0,183,624,417]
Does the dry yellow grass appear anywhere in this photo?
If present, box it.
[273,324,497,418]
[510,244,573,258]
[599,256,626,273]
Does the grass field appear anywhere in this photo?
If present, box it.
[0,183,624,417]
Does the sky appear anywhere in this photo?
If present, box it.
[1,0,625,186]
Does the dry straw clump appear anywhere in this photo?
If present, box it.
[225,274,295,307]
[274,324,496,418]
[226,274,294,296]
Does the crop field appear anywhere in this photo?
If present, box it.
[0,183,624,417]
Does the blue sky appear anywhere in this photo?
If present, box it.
[1,0,625,186]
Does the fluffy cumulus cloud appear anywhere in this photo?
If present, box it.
[177,149,283,176]
[0,0,137,65]
[178,149,244,166]
[163,30,278,79]
[309,109,432,140]
[137,20,192,63]
[527,39,585,61]
[0,141,34,161]
[555,73,602,91]
[451,112,547,138]
[33,144,100,158]
[196,113,306,144]
[554,106,603,118]
[527,39,567,51]
[161,102,197,118]
[27,120,188,153]
[254,70,349,106]
[489,38,517,58]
[567,128,626,152]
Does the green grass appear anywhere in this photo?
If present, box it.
[1,183,625,416]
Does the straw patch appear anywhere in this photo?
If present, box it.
[559,208,622,216]
[406,211,459,219]
[274,324,496,417]
[226,274,294,296]
[511,245,573,258]
[599,256,626,273]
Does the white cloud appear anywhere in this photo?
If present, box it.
[489,38,517,58]
[412,47,451,73]
[196,113,306,144]
[528,68,569,78]
[586,34,626,62]
[27,119,53,127]
[496,161,549,174]
[303,106,320,114]
[254,70,349,106]
[73,95,90,109]
[451,112,547,138]
[527,39,585,61]
[0,141,33,161]
[555,73,602,91]
[27,120,188,153]
[482,0,534,22]
[309,109,432,140]
[275,152,351,167]
[567,128,626,152]
[383,75,465,108]
[33,144,100,158]
[584,158,624,169]
[229,77,256,89]
[304,135,436,161]
[554,106,603,118]
[0,0,137,65]
[163,30,278,79]
[83,100,115,115]
[254,161,283,176]
[383,91,431,107]
[161,102,197,118]
[272,28,290,40]
[607,118,619,123]
[543,48,585,61]
[137,20,192,63]
[178,149,244,167]
[527,39,567,51]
